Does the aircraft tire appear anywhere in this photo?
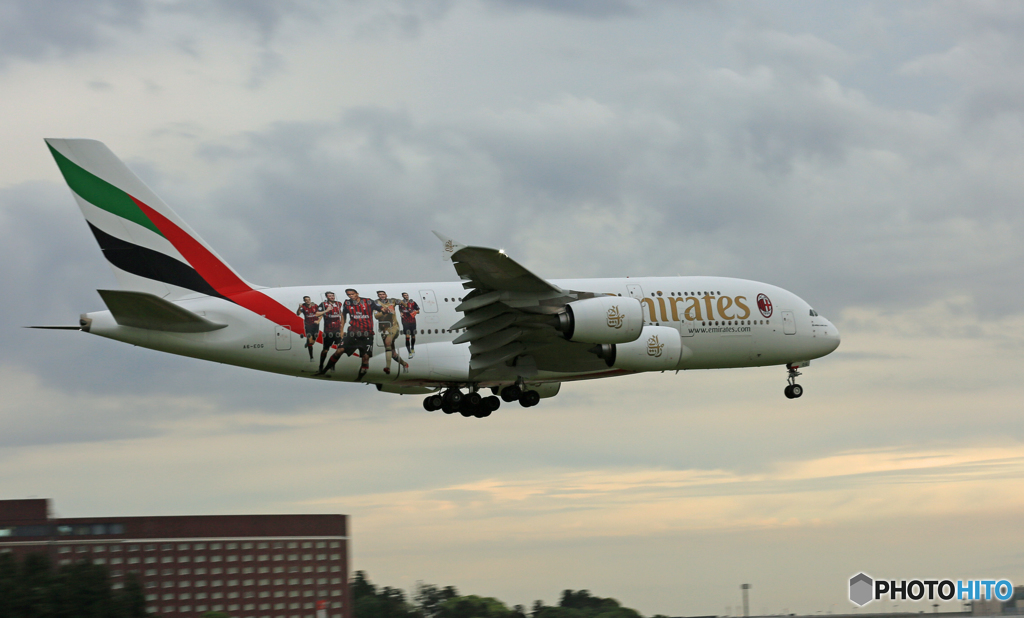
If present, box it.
[474,407,492,418]
[500,385,521,402]
[784,385,795,399]
[519,390,541,407]
[484,396,500,412]
[441,402,457,414]
[466,392,482,406]
[444,389,462,405]
[424,395,443,411]
[790,384,803,398]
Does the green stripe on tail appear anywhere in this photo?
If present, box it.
[47,143,164,237]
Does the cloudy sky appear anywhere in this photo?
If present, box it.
[3,0,1024,615]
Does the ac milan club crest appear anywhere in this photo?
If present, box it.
[757,293,773,318]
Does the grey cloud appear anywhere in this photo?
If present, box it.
[489,0,646,19]
[0,0,145,63]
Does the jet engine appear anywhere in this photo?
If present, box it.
[591,325,682,371]
[556,296,643,344]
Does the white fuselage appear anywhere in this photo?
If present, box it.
[82,276,840,387]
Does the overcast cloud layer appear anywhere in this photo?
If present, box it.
[2,2,1024,615]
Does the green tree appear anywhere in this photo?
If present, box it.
[116,572,148,618]
[352,571,419,618]
[416,582,459,618]
[438,595,518,618]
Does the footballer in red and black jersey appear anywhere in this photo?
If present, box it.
[296,296,322,361]
[319,299,344,333]
[343,296,380,337]
[399,296,419,325]
[297,299,320,330]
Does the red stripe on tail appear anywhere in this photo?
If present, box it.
[131,196,304,333]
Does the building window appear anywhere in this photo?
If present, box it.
[144,557,156,564]
[195,568,206,575]
[329,542,340,548]
[211,556,222,562]
[316,554,326,561]
[316,542,326,549]
[196,581,207,587]
[227,555,237,562]
[93,559,106,565]
[194,543,206,550]
[162,557,173,563]
[58,547,71,554]
[195,556,206,563]
[242,542,253,550]
[110,558,122,565]
[287,542,297,549]
[128,544,139,552]
[257,542,268,549]
[329,554,340,560]
[128,557,139,564]
[226,543,238,550]
[161,544,172,551]
[110,545,121,552]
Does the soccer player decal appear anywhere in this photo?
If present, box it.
[374,291,411,375]
[317,288,381,381]
[295,296,321,361]
[398,292,419,358]
[314,291,344,373]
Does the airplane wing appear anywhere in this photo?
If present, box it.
[432,232,609,378]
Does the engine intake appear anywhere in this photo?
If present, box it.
[591,325,682,372]
[557,296,643,344]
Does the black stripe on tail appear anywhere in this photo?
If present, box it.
[87,222,227,300]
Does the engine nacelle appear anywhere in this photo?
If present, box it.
[557,296,643,344]
[592,325,682,372]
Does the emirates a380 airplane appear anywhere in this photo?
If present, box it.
[36,139,840,418]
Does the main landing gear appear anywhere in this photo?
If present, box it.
[499,384,540,407]
[784,364,804,399]
[422,388,500,418]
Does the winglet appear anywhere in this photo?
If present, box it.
[431,231,467,261]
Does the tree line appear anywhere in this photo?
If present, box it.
[0,552,146,618]
[352,570,668,618]
[0,552,664,618]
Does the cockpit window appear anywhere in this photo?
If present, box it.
[809,309,818,316]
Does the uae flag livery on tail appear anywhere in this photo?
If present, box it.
[46,139,302,332]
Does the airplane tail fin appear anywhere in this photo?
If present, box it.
[45,138,255,301]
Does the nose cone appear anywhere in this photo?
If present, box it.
[821,320,841,355]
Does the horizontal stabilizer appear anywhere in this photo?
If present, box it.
[97,289,228,333]
[24,325,82,330]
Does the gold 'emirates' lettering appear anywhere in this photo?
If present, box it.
[641,295,751,323]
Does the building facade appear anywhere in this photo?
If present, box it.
[0,499,350,618]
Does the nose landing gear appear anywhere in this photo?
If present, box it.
[784,364,803,399]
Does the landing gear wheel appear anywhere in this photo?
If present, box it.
[423,395,443,411]
[441,402,457,414]
[519,390,541,407]
[473,406,492,418]
[500,385,521,402]
[484,396,500,412]
[443,389,463,405]
[465,392,482,407]
[784,364,804,400]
